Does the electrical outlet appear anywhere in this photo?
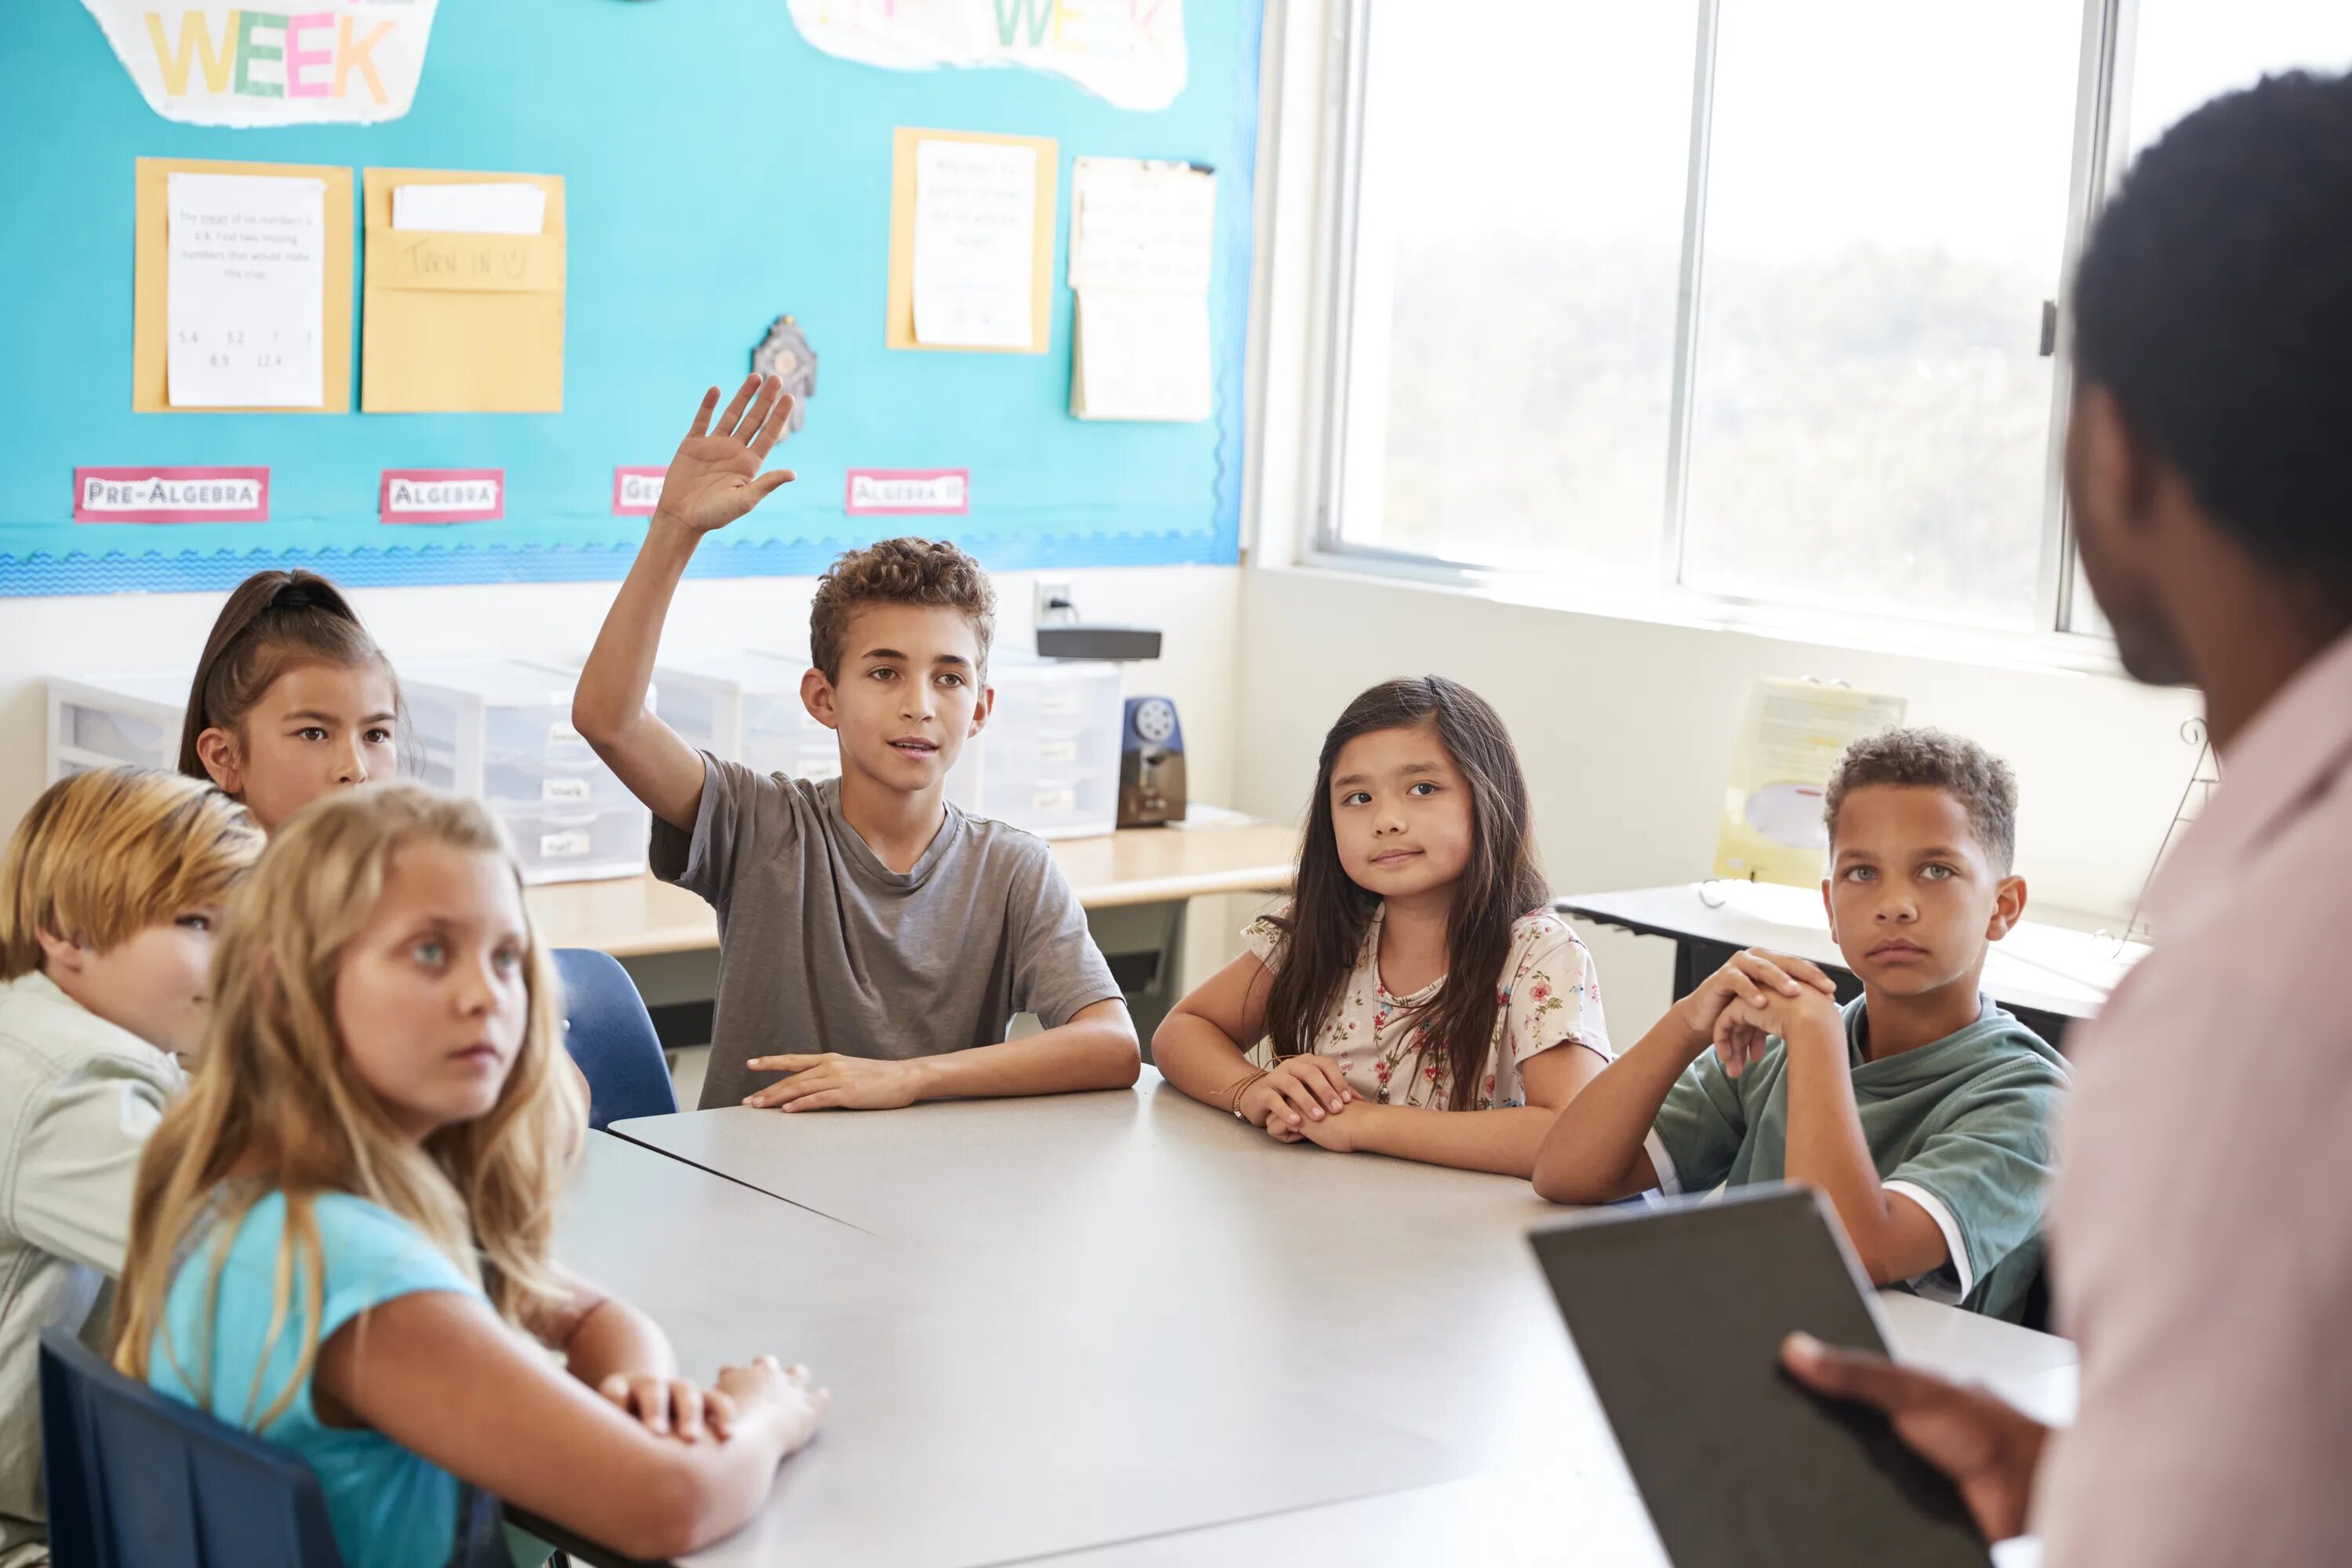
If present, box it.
[1033,579,1074,625]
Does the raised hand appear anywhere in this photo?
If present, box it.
[651,374,798,535]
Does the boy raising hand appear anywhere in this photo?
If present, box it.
[573,376,1138,1113]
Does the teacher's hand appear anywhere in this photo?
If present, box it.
[1780,1332,2050,1543]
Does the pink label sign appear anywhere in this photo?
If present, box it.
[612,466,667,517]
[380,468,504,524]
[845,468,970,517]
[74,466,269,524]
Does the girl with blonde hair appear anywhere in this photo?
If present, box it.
[113,784,825,1568]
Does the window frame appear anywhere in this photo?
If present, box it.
[1302,0,2147,672]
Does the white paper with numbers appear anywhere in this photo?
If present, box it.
[165,172,325,408]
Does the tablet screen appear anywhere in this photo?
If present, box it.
[1530,1185,1990,1568]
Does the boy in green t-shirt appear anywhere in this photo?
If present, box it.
[1533,728,2069,1319]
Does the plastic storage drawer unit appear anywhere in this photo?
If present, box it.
[403,660,651,884]
[956,656,1123,839]
[649,648,841,784]
[46,672,192,783]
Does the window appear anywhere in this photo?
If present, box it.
[1314,2,2352,648]
[1330,3,1699,579]
[2119,1,2352,160]
[1681,1,2081,630]
[2064,0,2352,635]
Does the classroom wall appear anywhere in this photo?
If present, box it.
[1,0,1265,591]
[1227,566,2201,1032]
[0,562,1243,853]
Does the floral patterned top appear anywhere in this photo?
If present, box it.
[1241,906,1610,1110]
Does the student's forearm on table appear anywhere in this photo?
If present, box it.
[573,520,695,742]
[1150,1011,1261,1109]
[1346,1103,1567,1178]
[1530,1017,1704,1202]
[913,1007,1140,1099]
[561,1295,681,1387]
[1780,1026,1929,1283]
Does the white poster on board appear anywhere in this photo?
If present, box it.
[785,0,1186,111]
[165,172,327,408]
[912,138,1040,349]
[78,1,441,127]
[1068,158,1217,421]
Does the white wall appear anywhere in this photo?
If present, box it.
[1230,565,2201,1032]
[0,564,1258,996]
[0,564,1240,835]
[0,531,2212,1038]
[2,567,1245,988]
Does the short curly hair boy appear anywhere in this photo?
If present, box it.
[1824,728,2019,874]
[808,537,997,681]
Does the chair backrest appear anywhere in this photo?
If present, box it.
[38,1325,344,1568]
[553,946,678,1130]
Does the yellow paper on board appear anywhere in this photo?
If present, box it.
[886,128,1057,354]
[1713,678,1909,887]
[361,167,566,412]
[132,157,354,414]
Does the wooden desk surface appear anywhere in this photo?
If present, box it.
[525,822,1298,957]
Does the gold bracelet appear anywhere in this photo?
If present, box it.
[1226,1069,1269,1118]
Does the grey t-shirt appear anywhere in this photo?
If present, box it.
[652,755,1123,1111]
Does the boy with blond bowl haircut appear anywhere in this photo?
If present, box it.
[1533,728,2068,1320]
[574,376,1138,1112]
[0,768,264,1566]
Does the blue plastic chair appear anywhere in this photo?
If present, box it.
[38,1324,344,1568]
[554,947,678,1130]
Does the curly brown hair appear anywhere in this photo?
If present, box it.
[808,537,996,681]
[1824,727,2019,874]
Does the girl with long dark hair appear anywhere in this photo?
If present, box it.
[1153,677,1610,1177]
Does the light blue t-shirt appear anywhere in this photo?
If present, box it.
[145,1188,500,1568]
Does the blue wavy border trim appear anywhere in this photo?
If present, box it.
[0,529,1226,595]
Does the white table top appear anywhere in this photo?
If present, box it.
[555,1075,2074,1566]
[1559,881,2147,1023]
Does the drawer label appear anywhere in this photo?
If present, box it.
[542,776,591,802]
[539,829,593,859]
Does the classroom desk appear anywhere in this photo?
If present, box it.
[1559,881,2148,1049]
[523,819,1298,1048]
[528,1076,2077,1567]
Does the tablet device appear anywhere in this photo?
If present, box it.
[1528,1185,1991,1568]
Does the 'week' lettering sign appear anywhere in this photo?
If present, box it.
[380,468,503,524]
[74,466,270,523]
[79,2,442,128]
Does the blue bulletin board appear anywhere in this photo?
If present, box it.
[0,1,1262,596]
